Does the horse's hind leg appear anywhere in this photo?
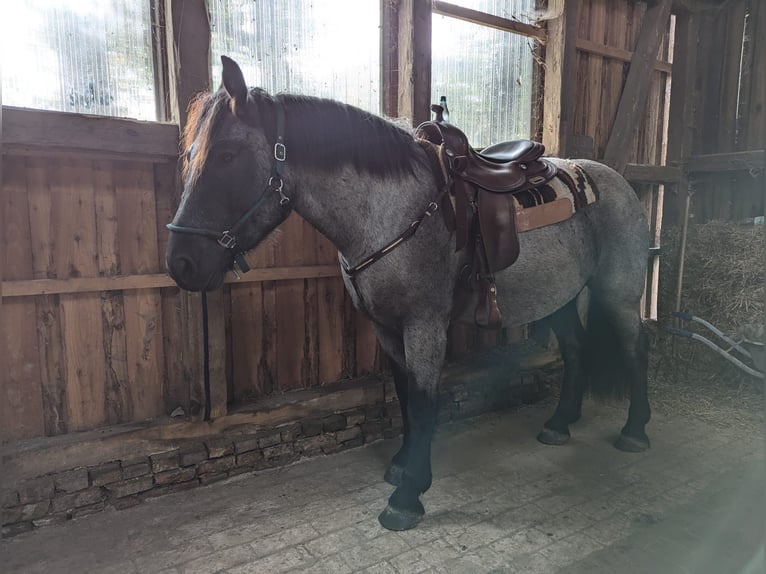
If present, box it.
[378,320,447,531]
[612,309,650,452]
[537,298,586,446]
[589,291,651,452]
[370,323,409,486]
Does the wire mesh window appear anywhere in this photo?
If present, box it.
[208,0,381,114]
[0,1,158,121]
[432,0,537,147]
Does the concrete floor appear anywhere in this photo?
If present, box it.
[1,397,763,574]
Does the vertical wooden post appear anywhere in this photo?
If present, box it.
[165,0,228,419]
[602,0,673,174]
[397,0,432,126]
[542,0,579,158]
[381,0,400,118]
[666,10,700,312]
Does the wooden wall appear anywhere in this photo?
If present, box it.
[0,147,381,442]
[686,0,765,222]
[0,0,690,443]
[573,0,671,166]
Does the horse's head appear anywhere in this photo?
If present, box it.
[166,56,292,291]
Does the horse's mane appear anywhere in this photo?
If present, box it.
[182,88,421,186]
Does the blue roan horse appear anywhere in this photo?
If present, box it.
[166,57,651,531]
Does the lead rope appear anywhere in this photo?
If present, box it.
[201,291,212,422]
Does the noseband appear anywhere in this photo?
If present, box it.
[166,101,289,276]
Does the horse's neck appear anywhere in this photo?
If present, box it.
[291,165,434,266]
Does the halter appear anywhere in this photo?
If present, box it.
[166,101,289,276]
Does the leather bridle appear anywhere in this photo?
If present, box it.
[166,101,290,276]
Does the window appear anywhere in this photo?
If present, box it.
[208,0,381,113]
[0,0,160,121]
[432,0,537,147]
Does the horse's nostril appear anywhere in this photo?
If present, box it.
[169,254,197,282]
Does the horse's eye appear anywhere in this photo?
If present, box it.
[219,151,235,164]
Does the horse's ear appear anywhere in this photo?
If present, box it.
[221,56,248,107]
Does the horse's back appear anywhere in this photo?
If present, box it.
[484,158,649,328]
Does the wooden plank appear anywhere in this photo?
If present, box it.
[51,159,107,432]
[381,0,399,118]
[624,164,683,184]
[1,265,343,297]
[115,162,165,422]
[397,0,432,126]
[316,233,344,384]
[154,163,192,414]
[302,220,320,389]
[432,1,545,40]
[684,150,765,173]
[2,107,178,160]
[26,158,68,435]
[542,0,579,157]
[744,1,765,153]
[576,38,672,73]
[602,0,672,173]
[230,282,269,401]
[571,4,590,138]
[583,0,605,157]
[583,34,671,74]
[255,241,279,397]
[355,313,380,376]
[274,214,308,391]
[718,1,747,153]
[1,157,46,441]
[598,1,629,161]
[92,160,132,425]
[665,11,699,225]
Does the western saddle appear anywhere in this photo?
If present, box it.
[416,104,558,328]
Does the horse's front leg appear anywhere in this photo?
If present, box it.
[378,321,447,531]
[370,323,410,486]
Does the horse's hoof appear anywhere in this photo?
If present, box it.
[614,433,650,452]
[537,427,571,445]
[384,463,404,486]
[378,504,423,531]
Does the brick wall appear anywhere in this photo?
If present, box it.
[1,370,545,538]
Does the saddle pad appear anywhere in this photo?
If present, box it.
[514,161,599,233]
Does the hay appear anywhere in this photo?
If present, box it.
[659,221,763,331]
[649,221,764,430]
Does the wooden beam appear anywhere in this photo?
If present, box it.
[381,0,399,118]
[2,107,179,160]
[397,0,432,126]
[683,150,765,173]
[165,0,228,419]
[602,0,673,174]
[166,0,212,127]
[575,38,673,74]
[624,163,684,184]
[1,266,343,298]
[542,0,579,158]
[432,1,545,40]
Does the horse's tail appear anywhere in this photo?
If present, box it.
[581,289,638,400]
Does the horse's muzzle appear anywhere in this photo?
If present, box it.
[166,253,224,292]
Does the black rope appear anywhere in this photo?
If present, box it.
[201,291,212,422]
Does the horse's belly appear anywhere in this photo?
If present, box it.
[457,217,597,327]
